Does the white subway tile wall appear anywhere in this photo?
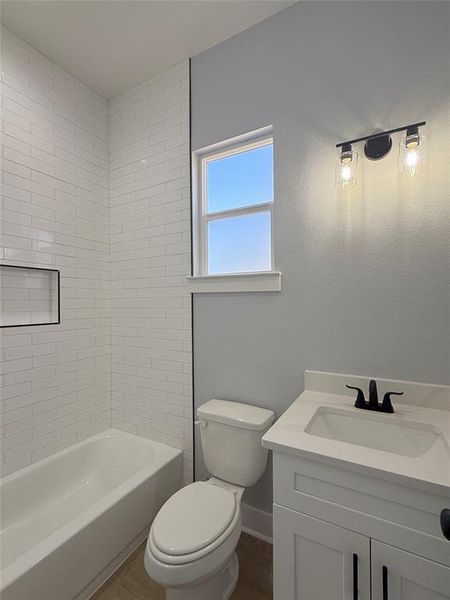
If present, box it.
[0,27,111,475]
[109,61,192,482]
[0,28,193,482]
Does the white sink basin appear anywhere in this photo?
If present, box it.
[305,407,442,457]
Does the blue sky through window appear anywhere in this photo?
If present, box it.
[208,212,271,275]
[206,143,273,213]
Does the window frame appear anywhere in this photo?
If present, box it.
[192,127,276,280]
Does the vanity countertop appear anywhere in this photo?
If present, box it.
[263,379,450,495]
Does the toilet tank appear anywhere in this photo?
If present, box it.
[197,399,275,487]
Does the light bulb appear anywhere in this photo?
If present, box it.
[342,164,352,181]
[406,149,418,174]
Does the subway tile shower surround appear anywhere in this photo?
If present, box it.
[0,27,111,476]
[0,27,192,481]
[109,62,192,482]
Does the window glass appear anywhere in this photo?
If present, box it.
[207,211,272,275]
[206,143,273,213]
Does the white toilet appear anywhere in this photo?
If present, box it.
[144,399,274,600]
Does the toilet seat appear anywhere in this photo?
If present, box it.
[145,518,241,589]
[149,481,241,566]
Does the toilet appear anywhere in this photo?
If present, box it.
[144,399,274,600]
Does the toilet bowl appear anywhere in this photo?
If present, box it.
[145,479,244,600]
[144,399,274,600]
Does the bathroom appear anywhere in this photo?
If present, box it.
[0,1,449,599]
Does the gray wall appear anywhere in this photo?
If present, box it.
[191,1,449,513]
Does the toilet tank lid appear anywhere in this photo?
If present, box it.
[197,399,274,431]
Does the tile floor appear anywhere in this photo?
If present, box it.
[92,532,272,600]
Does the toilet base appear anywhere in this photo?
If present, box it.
[165,552,239,600]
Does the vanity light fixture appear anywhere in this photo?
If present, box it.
[336,121,426,188]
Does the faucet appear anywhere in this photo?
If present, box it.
[368,379,379,410]
[346,380,403,413]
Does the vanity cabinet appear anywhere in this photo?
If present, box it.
[274,505,450,600]
[274,506,371,600]
[272,453,450,600]
[371,541,450,600]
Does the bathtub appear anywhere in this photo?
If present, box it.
[0,428,182,600]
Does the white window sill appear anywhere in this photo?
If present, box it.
[186,271,281,293]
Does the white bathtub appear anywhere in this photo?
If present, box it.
[0,428,182,600]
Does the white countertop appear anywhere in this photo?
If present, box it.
[262,389,450,495]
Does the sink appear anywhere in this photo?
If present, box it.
[262,375,450,491]
[305,407,443,457]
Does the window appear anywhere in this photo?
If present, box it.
[201,135,273,275]
[189,128,281,293]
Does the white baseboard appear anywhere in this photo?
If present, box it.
[241,503,273,544]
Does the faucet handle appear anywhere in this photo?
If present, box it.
[382,391,403,413]
[346,385,366,409]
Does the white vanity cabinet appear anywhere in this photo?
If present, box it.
[274,505,371,600]
[271,452,450,600]
[371,541,450,600]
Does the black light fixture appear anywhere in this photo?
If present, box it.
[364,135,392,161]
[336,121,426,188]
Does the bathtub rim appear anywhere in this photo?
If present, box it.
[0,428,182,592]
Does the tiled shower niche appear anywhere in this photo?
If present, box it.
[0,265,60,328]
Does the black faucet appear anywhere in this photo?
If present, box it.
[368,379,379,409]
[346,380,403,413]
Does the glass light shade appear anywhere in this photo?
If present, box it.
[336,149,358,189]
[399,132,426,177]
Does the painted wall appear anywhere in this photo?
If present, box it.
[109,62,193,483]
[191,1,449,512]
[0,27,111,475]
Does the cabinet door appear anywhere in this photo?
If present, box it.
[273,504,370,600]
[371,540,450,600]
